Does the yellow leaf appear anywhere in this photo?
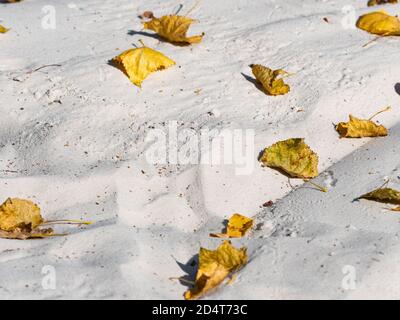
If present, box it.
[336,115,388,138]
[0,198,43,232]
[210,213,253,238]
[184,241,247,300]
[259,138,319,179]
[0,198,90,240]
[368,0,398,7]
[143,15,204,44]
[356,11,400,36]
[0,25,9,34]
[360,187,400,205]
[250,64,291,96]
[112,46,175,87]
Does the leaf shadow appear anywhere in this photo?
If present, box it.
[175,254,199,288]
[107,59,130,79]
[210,219,229,236]
[241,72,267,94]
[127,30,164,42]
[395,83,400,96]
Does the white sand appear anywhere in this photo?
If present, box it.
[0,0,400,299]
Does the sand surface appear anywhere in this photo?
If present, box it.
[0,0,400,299]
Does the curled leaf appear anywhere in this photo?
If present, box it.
[143,15,204,44]
[250,64,291,96]
[356,11,400,36]
[260,138,319,179]
[360,186,400,205]
[112,45,175,87]
[336,116,388,138]
[210,213,253,238]
[368,0,398,6]
[0,25,9,33]
[184,241,247,300]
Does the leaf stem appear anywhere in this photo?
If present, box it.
[363,35,381,48]
[138,39,146,47]
[304,180,328,193]
[42,219,92,226]
[377,179,390,190]
[174,4,183,15]
[368,106,391,121]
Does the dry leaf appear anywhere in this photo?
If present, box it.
[0,25,9,33]
[210,213,253,238]
[143,15,204,44]
[259,138,319,179]
[0,197,90,240]
[112,45,175,87]
[0,198,43,231]
[360,187,400,205]
[0,226,54,240]
[184,241,247,300]
[368,0,398,6]
[336,115,388,138]
[250,64,291,96]
[356,11,400,36]
[390,206,400,211]
[139,11,154,19]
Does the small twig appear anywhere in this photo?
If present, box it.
[12,64,62,82]
[29,64,62,75]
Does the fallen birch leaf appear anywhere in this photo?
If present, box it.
[360,183,400,205]
[356,11,400,36]
[0,25,9,33]
[184,241,247,300]
[368,0,398,6]
[250,64,291,96]
[0,198,90,240]
[0,198,43,231]
[336,107,390,138]
[260,138,319,179]
[210,213,253,238]
[112,43,175,87]
[143,15,204,44]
